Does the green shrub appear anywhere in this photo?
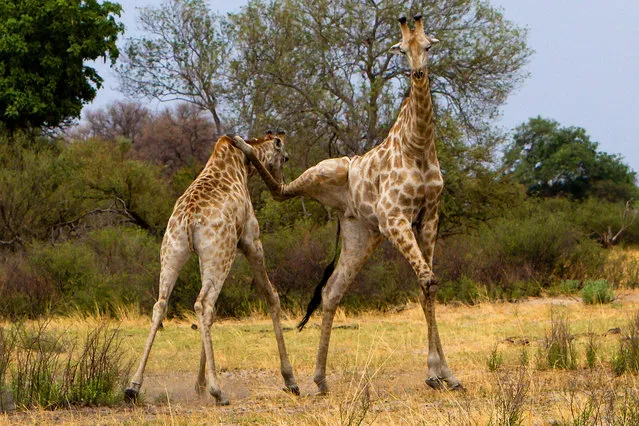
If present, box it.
[6,321,132,409]
[581,279,614,304]
[539,309,577,370]
[612,313,639,376]
[24,227,161,317]
[438,275,485,305]
[0,258,57,319]
[487,345,504,372]
[28,241,104,313]
[585,332,598,369]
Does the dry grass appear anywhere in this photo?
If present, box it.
[2,290,639,425]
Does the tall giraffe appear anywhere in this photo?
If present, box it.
[125,132,299,405]
[232,15,462,393]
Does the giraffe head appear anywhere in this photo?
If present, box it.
[254,130,289,184]
[390,14,439,81]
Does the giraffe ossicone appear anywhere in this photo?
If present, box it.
[233,13,463,393]
[125,132,298,405]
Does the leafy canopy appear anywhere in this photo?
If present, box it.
[503,117,637,201]
[228,0,532,155]
[0,0,123,130]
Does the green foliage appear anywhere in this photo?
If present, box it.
[504,117,637,201]
[438,275,485,305]
[548,279,581,296]
[436,198,608,301]
[585,333,598,369]
[539,309,577,370]
[60,140,175,235]
[229,0,531,151]
[0,133,72,244]
[23,226,160,316]
[0,135,174,248]
[580,279,614,305]
[0,0,123,129]
[612,313,639,376]
[487,345,503,372]
[5,321,131,409]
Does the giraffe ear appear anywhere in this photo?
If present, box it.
[275,130,286,143]
[390,42,403,55]
[429,36,440,45]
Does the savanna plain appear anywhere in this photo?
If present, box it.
[2,268,639,425]
[0,253,639,425]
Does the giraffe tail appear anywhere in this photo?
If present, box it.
[297,220,341,331]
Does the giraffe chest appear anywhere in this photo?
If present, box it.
[348,152,442,226]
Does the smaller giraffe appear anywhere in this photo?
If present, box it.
[125,131,299,405]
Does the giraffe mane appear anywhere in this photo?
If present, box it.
[215,135,276,156]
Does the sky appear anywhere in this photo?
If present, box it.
[88,0,639,174]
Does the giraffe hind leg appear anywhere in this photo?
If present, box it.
[195,248,234,405]
[126,241,190,402]
[239,235,299,395]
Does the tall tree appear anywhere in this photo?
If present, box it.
[503,117,638,201]
[0,0,123,130]
[227,0,531,155]
[117,0,229,135]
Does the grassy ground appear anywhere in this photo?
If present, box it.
[2,288,639,425]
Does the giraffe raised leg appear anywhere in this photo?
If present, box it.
[239,219,299,395]
[379,212,462,390]
[125,239,190,402]
[313,219,382,395]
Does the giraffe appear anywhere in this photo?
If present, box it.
[231,14,462,394]
[124,131,299,405]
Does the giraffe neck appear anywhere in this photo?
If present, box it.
[398,75,435,156]
[252,143,273,167]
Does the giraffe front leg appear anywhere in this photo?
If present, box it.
[239,230,299,396]
[126,240,190,403]
[380,214,461,391]
[417,207,463,391]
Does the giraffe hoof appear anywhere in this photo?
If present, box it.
[215,396,230,406]
[425,377,445,390]
[283,384,300,396]
[447,382,465,391]
[195,383,206,396]
[124,387,139,403]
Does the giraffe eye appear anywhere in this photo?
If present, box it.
[425,45,431,52]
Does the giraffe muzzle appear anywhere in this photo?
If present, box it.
[412,70,426,80]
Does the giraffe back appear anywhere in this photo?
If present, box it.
[164,134,287,254]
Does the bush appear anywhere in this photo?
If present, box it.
[438,275,485,305]
[0,258,57,319]
[539,309,577,370]
[612,313,639,376]
[22,227,161,317]
[581,279,614,304]
[1,321,131,410]
[487,345,503,372]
